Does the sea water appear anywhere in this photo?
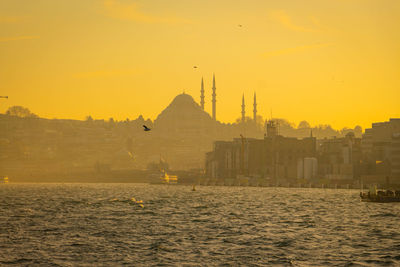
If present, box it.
[1,183,399,266]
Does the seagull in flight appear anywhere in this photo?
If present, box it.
[143,125,151,131]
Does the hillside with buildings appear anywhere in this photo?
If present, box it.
[0,93,262,180]
[0,77,373,182]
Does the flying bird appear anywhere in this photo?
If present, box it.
[193,66,198,69]
[143,125,151,131]
[238,24,243,27]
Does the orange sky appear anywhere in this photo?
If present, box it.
[1,0,399,129]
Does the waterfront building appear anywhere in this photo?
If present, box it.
[360,118,400,184]
[391,133,400,181]
[205,120,316,184]
[317,132,362,181]
[297,157,318,180]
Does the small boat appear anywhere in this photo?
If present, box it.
[1,176,9,184]
[360,185,400,203]
[150,171,178,185]
[161,172,178,184]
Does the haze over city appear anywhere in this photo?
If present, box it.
[1,1,400,266]
[1,0,399,129]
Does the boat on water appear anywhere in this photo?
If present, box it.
[360,185,400,203]
[149,171,178,185]
[1,176,9,184]
[161,172,178,184]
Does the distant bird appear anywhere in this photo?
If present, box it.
[193,66,198,69]
[238,24,243,27]
[143,125,151,131]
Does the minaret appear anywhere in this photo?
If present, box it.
[241,94,245,123]
[212,74,216,120]
[253,92,257,123]
[200,77,205,110]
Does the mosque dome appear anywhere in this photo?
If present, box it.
[154,93,214,132]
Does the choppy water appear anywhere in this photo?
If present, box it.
[1,184,400,266]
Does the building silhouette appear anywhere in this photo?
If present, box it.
[200,77,205,110]
[212,74,216,121]
[253,92,257,123]
[317,132,362,181]
[361,118,400,184]
[4,76,397,182]
[241,94,245,123]
[239,92,257,124]
[205,122,317,185]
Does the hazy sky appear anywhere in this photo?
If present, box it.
[1,0,399,129]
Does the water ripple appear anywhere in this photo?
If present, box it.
[1,184,400,266]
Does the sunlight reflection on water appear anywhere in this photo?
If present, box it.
[1,183,400,266]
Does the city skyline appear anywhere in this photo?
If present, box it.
[2,2,400,266]
[1,0,399,129]
[1,76,397,130]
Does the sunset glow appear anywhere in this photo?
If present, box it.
[1,0,399,129]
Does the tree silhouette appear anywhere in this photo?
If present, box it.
[298,120,311,129]
[6,106,37,118]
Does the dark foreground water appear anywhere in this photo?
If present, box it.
[1,184,400,266]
